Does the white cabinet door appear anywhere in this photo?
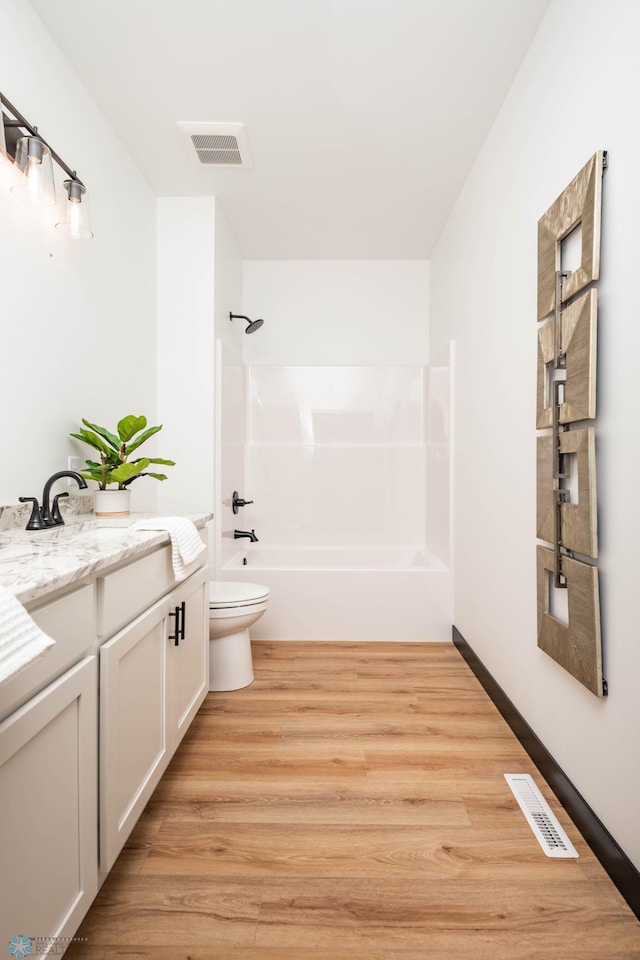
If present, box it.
[167,572,209,750]
[0,657,98,947]
[99,565,209,874]
[99,603,169,874]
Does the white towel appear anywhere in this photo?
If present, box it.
[0,585,56,686]
[132,517,206,581]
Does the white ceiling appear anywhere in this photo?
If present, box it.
[28,0,550,259]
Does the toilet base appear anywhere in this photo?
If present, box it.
[209,627,255,692]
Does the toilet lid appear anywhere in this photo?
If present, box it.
[209,581,270,608]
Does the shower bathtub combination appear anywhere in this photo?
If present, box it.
[217,355,454,644]
[224,545,452,642]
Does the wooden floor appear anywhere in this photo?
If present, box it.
[69,641,640,959]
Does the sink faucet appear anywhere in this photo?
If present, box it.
[42,471,88,526]
[234,528,259,542]
[19,471,88,530]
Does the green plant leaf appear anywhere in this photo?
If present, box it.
[109,458,151,484]
[70,429,112,456]
[125,424,163,454]
[81,419,121,450]
[145,457,175,466]
[81,466,116,488]
[117,415,147,443]
[123,472,169,486]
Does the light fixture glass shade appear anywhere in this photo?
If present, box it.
[0,112,8,163]
[11,135,56,206]
[55,179,93,239]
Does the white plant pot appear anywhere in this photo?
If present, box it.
[94,489,131,518]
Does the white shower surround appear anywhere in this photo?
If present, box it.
[217,356,453,642]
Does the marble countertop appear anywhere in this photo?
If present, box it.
[0,513,212,606]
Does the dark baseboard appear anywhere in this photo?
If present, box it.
[452,625,640,921]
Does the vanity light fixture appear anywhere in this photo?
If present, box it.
[12,135,56,206]
[56,179,93,239]
[0,90,93,238]
[0,106,7,163]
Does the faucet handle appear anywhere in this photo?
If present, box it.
[51,492,69,525]
[18,496,46,531]
[232,491,254,514]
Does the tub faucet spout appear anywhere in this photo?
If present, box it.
[234,528,259,542]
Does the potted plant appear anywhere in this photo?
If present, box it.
[71,415,175,517]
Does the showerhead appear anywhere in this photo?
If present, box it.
[229,312,265,335]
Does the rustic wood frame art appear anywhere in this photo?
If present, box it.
[536,150,606,697]
[536,428,598,558]
[536,545,603,696]
[536,289,597,429]
[538,152,604,321]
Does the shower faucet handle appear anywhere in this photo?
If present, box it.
[232,491,254,514]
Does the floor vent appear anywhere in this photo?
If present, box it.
[177,122,253,168]
[504,773,579,859]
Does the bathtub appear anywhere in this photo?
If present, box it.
[222,545,452,642]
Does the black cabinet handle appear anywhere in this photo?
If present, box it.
[169,602,187,646]
[169,606,179,645]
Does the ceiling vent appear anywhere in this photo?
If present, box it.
[177,122,253,168]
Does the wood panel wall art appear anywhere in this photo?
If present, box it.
[536,289,598,429]
[537,152,604,321]
[536,546,603,696]
[535,151,606,697]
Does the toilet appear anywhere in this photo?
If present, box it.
[208,581,270,691]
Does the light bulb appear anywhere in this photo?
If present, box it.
[11,136,56,206]
[55,179,94,239]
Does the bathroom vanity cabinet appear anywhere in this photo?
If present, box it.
[99,558,208,872]
[0,584,98,946]
[0,523,210,948]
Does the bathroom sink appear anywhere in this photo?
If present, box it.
[8,521,134,545]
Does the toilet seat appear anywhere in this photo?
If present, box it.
[209,581,270,609]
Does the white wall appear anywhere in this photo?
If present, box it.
[430,0,640,870]
[425,342,454,567]
[214,206,244,360]
[157,198,244,537]
[156,198,216,515]
[243,260,429,365]
[213,205,244,570]
[0,0,157,511]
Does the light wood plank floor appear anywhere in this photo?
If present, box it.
[68,641,640,959]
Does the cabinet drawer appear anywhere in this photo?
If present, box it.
[97,545,176,638]
[1,585,95,723]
